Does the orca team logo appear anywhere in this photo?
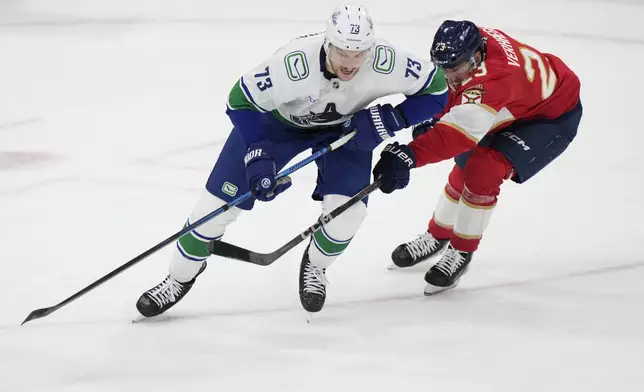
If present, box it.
[461,84,487,104]
[290,102,343,126]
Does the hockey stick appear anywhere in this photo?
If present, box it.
[21,131,357,325]
[207,178,382,266]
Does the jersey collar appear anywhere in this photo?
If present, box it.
[319,46,336,80]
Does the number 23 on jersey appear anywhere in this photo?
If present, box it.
[468,48,557,101]
[519,48,557,100]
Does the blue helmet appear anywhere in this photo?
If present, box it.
[430,20,483,69]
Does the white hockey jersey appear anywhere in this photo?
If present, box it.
[227,33,446,128]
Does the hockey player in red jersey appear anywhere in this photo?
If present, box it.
[372,20,582,295]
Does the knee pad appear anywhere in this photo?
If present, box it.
[171,190,242,282]
[308,194,367,268]
[430,164,465,237]
[463,147,512,197]
[320,194,367,238]
[447,164,465,196]
[187,190,242,240]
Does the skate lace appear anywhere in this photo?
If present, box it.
[434,248,465,276]
[147,276,184,307]
[404,232,440,260]
[303,262,328,296]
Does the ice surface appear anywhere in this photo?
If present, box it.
[1,1,643,391]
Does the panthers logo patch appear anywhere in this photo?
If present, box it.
[461,85,486,104]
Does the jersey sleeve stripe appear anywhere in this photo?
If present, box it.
[410,67,436,96]
[439,103,505,141]
[432,85,449,95]
[240,77,268,113]
[412,67,448,96]
[490,107,516,130]
[426,67,448,95]
[227,80,257,111]
[491,117,515,131]
[476,103,498,115]
[438,120,483,142]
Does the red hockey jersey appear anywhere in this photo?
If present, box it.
[409,27,581,167]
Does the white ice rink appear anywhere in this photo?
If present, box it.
[1,0,643,390]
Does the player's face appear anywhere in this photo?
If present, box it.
[327,45,370,81]
[442,51,484,91]
[443,57,477,91]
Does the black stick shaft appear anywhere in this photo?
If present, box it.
[21,132,358,325]
[209,179,382,266]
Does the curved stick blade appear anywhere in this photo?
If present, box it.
[21,306,58,326]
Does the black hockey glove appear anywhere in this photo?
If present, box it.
[372,142,417,194]
[412,117,439,140]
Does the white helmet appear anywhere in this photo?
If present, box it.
[325,5,374,52]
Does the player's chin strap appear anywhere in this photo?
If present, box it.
[208,177,383,266]
[21,130,358,326]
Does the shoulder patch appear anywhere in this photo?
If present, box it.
[284,50,310,81]
[373,45,395,74]
[461,84,487,104]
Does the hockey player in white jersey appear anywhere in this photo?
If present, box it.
[135,5,447,317]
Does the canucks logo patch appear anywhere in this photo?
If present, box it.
[373,45,395,74]
[284,51,309,81]
[222,181,238,197]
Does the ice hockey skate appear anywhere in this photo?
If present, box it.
[299,249,328,317]
[423,245,472,295]
[136,262,207,317]
[388,231,449,270]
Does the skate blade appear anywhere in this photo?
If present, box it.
[424,282,458,296]
[386,262,422,270]
[387,258,436,271]
[305,312,316,324]
[131,313,175,324]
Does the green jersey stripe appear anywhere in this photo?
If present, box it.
[416,67,448,96]
[227,80,258,111]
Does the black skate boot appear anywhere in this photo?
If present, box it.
[136,262,207,317]
[391,231,449,268]
[299,250,328,313]
[424,245,473,295]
